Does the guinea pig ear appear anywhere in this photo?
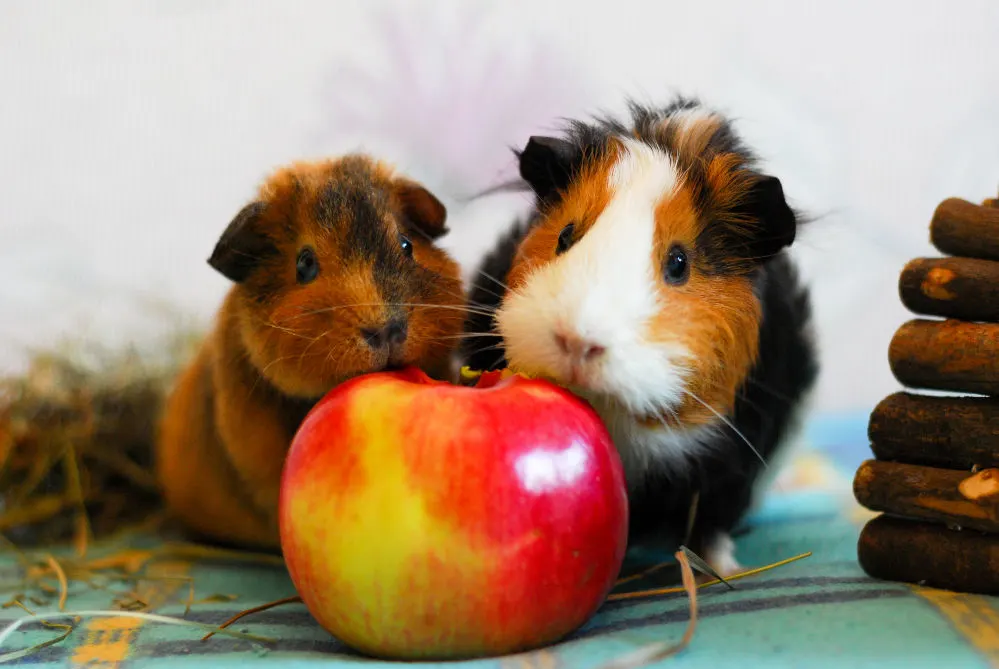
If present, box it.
[394,180,449,241]
[516,136,579,204]
[207,201,275,283]
[737,175,798,260]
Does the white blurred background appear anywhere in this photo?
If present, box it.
[2,0,997,421]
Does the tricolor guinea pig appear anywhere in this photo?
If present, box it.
[157,155,465,550]
[463,98,819,575]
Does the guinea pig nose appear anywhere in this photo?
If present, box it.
[554,331,606,361]
[384,319,408,347]
[362,318,408,350]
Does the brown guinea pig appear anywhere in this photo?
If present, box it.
[157,155,465,550]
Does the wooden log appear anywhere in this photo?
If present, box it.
[888,319,999,395]
[858,514,999,595]
[853,459,999,533]
[899,256,999,322]
[930,197,999,261]
[868,392,999,469]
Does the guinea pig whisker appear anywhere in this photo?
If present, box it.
[692,376,772,418]
[462,343,507,357]
[248,312,311,339]
[382,303,498,319]
[464,281,505,303]
[296,325,350,369]
[682,389,768,469]
[468,296,499,310]
[322,340,354,377]
[653,411,682,434]
[432,284,496,310]
[256,352,305,386]
[427,332,501,341]
[277,304,383,324]
[474,268,512,293]
[745,378,796,404]
[262,321,318,341]
[279,302,496,324]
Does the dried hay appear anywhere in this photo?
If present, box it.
[0,329,202,548]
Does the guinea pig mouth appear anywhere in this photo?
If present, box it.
[375,350,408,373]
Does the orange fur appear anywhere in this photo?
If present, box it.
[660,112,723,165]
[648,171,762,426]
[507,144,620,292]
[156,157,464,550]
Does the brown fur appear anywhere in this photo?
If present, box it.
[157,156,464,549]
[649,167,762,426]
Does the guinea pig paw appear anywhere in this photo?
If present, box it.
[697,532,742,582]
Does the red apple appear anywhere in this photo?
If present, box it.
[278,366,628,660]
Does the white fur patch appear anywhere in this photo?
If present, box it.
[498,140,719,489]
[665,106,720,137]
[704,532,742,577]
[585,392,723,486]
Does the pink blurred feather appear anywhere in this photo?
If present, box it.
[312,4,592,198]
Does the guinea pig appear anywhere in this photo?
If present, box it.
[463,98,819,575]
[157,155,466,550]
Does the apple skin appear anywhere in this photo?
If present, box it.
[278,366,628,660]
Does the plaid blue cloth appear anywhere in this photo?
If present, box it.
[2,420,997,668]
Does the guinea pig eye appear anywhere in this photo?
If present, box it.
[295,247,319,284]
[555,223,576,255]
[664,245,690,285]
[399,234,413,258]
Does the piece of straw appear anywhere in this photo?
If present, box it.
[42,556,68,612]
[596,549,699,669]
[200,596,302,641]
[0,609,277,653]
[679,546,734,590]
[0,621,73,664]
[614,559,674,587]
[607,551,811,602]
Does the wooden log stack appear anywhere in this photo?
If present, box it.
[854,195,999,595]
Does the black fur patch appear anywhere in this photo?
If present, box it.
[310,165,414,305]
[208,201,276,284]
[461,216,536,371]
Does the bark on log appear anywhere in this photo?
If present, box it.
[854,459,999,533]
[868,392,999,469]
[899,257,999,322]
[888,319,999,395]
[930,198,999,261]
[858,514,999,595]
